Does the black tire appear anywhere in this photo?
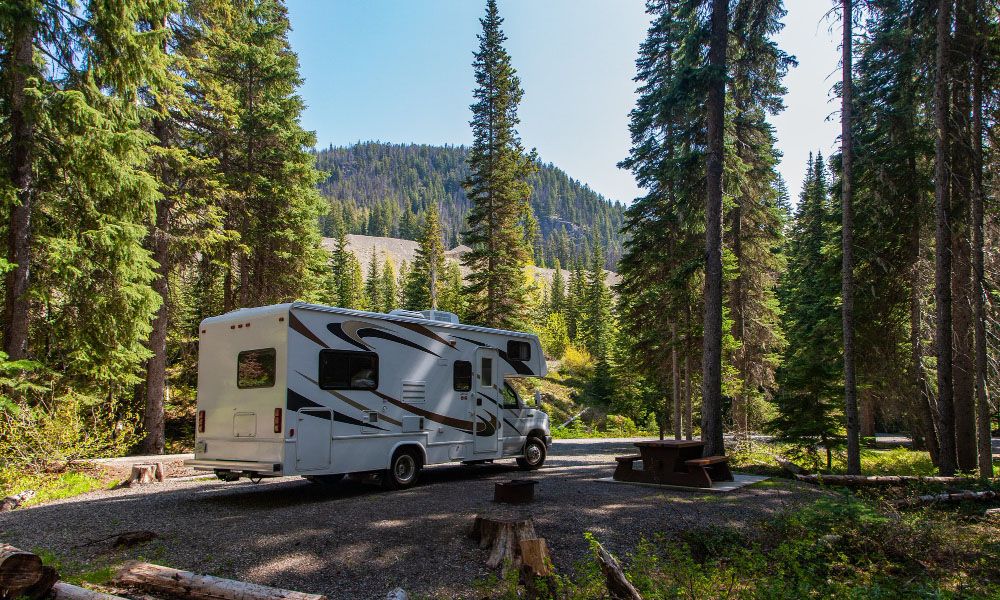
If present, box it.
[304,473,345,485]
[516,437,546,470]
[382,448,422,490]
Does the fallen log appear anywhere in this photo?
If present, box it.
[795,474,992,486]
[52,582,129,600]
[0,543,44,600]
[470,515,538,570]
[892,489,999,508]
[591,540,642,600]
[774,456,806,476]
[114,561,328,600]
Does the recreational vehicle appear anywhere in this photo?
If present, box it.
[184,302,552,489]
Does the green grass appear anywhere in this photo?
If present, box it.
[478,494,1000,599]
[1,467,113,507]
[728,440,941,477]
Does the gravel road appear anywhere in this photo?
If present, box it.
[0,439,822,599]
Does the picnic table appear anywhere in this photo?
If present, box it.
[613,439,734,488]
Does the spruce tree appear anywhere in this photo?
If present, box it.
[365,249,382,312]
[405,202,446,310]
[461,0,537,329]
[772,154,844,469]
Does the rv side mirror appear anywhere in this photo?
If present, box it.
[533,390,542,407]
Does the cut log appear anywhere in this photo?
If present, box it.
[52,582,130,600]
[114,561,328,600]
[892,489,999,508]
[125,464,163,487]
[591,539,642,600]
[470,515,538,570]
[0,543,44,599]
[22,566,57,600]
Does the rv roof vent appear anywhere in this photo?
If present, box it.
[388,309,425,319]
[420,310,459,324]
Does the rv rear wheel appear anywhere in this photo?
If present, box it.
[382,448,421,490]
[516,437,546,470]
[304,474,345,485]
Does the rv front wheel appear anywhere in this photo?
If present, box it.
[383,448,421,490]
[516,437,546,470]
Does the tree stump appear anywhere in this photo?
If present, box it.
[22,566,57,600]
[592,539,643,600]
[470,515,538,570]
[0,543,45,600]
[125,463,163,487]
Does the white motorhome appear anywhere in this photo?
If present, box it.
[184,302,551,489]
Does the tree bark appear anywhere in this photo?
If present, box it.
[470,515,539,570]
[672,323,681,440]
[0,543,44,598]
[933,0,957,476]
[841,0,860,475]
[684,305,693,440]
[908,189,939,464]
[701,0,728,458]
[141,22,171,456]
[951,0,977,473]
[52,582,128,600]
[971,30,992,478]
[591,540,643,600]
[3,18,36,361]
[115,562,327,600]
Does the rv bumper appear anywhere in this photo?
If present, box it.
[184,458,283,475]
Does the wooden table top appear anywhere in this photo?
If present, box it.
[633,439,705,448]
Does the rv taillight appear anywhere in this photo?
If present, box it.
[197,410,205,433]
[274,408,282,434]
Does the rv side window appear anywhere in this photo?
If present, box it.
[481,357,493,387]
[453,361,472,391]
[237,348,276,389]
[318,350,378,390]
[507,340,531,361]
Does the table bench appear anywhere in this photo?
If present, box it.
[612,440,734,488]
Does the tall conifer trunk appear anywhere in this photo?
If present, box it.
[908,170,939,464]
[950,0,977,472]
[841,0,860,475]
[933,0,957,476]
[4,18,36,361]
[672,323,681,440]
[701,0,728,458]
[971,28,991,478]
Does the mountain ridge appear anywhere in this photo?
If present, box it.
[314,142,626,268]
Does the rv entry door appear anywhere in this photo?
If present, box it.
[296,409,332,471]
[473,347,501,454]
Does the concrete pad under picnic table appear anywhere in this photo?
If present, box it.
[595,473,769,493]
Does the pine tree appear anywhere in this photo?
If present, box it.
[772,154,844,469]
[550,259,566,314]
[204,0,326,311]
[461,0,537,329]
[381,257,398,312]
[365,249,382,312]
[405,202,446,310]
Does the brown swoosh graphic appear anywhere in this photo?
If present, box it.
[391,320,456,348]
[294,371,403,427]
[289,312,329,348]
[371,390,474,433]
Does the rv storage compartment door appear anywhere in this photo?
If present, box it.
[296,409,332,471]
[473,348,501,454]
[233,412,256,438]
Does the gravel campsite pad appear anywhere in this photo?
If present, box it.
[0,439,822,600]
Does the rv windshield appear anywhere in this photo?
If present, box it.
[501,379,522,409]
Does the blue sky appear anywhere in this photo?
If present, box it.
[287,0,841,205]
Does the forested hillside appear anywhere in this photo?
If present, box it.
[313,142,626,268]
